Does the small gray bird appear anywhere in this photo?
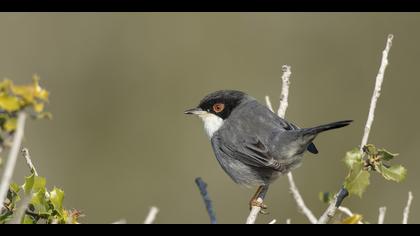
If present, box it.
[185,90,352,209]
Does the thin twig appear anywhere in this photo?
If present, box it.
[318,34,394,224]
[21,148,38,176]
[277,65,292,118]
[0,112,27,208]
[8,148,40,224]
[338,206,354,217]
[338,206,363,224]
[246,197,264,224]
[360,34,394,151]
[287,172,317,224]
[112,219,127,224]
[195,177,217,224]
[265,96,274,112]
[143,206,159,224]
[402,191,413,224]
[378,207,387,224]
[266,66,317,224]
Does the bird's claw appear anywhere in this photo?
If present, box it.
[250,199,269,214]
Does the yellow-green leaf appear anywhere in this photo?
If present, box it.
[30,189,48,215]
[23,173,35,195]
[33,176,46,193]
[9,183,20,193]
[0,94,21,112]
[33,102,44,113]
[344,148,363,169]
[50,187,65,213]
[344,157,370,198]
[37,112,53,120]
[378,149,399,161]
[4,118,17,132]
[363,144,378,156]
[22,215,36,224]
[33,75,49,101]
[342,214,363,224]
[319,192,334,204]
[377,164,407,182]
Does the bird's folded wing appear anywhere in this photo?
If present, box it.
[211,134,283,171]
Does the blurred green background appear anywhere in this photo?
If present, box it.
[0,13,418,224]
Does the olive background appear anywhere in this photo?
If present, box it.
[0,13,419,224]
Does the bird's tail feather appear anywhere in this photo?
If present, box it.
[306,120,353,135]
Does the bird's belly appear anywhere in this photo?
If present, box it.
[215,156,280,187]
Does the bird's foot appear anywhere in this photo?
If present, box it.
[249,199,269,215]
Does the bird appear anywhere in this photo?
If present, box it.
[184,90,352,210]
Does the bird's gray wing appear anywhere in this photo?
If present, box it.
[211,134,284,171]
[249,102,319,154]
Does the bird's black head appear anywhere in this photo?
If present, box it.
[184,90,248,120]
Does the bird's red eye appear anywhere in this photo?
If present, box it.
[213,103,225,113]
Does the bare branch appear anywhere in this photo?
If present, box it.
[277,65,292,118]
[246,197,264,224]
[195,177,217,224]
[338,206,354,217]
[378,207,387,224]
[0,112,27,208]
[318,34,394,224]
[265,96,274,112]
[143,206,159,224]
[360,34,394,151]
[112,219,127,224]
[403,191,413,224]
[21,148,38,176]
[8,148,40,224]
[245,184,269,224]
[266,65,317,224]
[287,173,317,223]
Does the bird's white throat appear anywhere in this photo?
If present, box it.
[198,113,224,138]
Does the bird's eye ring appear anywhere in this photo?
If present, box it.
[212,103,225,113]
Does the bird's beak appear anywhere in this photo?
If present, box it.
[184,107,206,115]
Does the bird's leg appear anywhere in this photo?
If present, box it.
[249,185,269,214]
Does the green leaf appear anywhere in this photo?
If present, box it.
[4,118,17,132]
[342,214,363,224]
[363,144,378,156]
[378,148,399,161]
[50,187,65,213]
[9,183,20,193]
[344,170,370,197]
[23,173,35,195]
[343,150,370,197]
[22,215,36,224]
[30,189,49,215]
[319,192,334,204]
[33,176,46,193]
[377,164,407,182]
[0,94,21,112]
[344,148,363,169]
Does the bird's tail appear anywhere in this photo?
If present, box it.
[305,120,353,135]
